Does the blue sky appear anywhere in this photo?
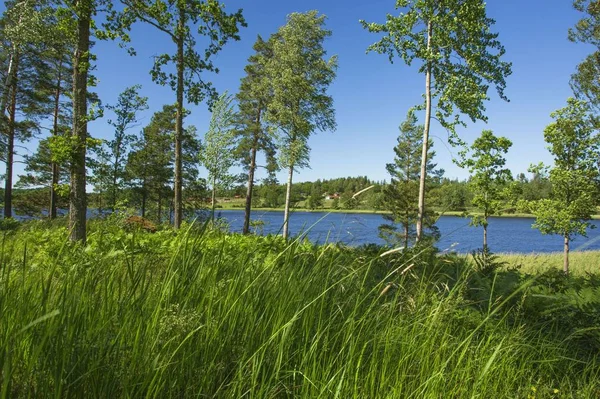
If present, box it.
[4,0,594,185]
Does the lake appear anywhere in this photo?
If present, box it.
[216,209,600,253]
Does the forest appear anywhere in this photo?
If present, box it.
[1,0,600,397]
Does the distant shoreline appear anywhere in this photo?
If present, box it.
[217,207,600,220]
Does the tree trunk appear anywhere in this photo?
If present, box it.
[283,165,294,239]
[211,176,217,223]
[50,58,63,219]
[173,8,185,229]
[483,223,488,250]
[0,46,16,117]
[563,234,569,275]
[416,20,433,243]
[4,54,18,219]
[404,143,410,248]
[157,190,162,223]
[141,183,147,218]
[243,133,259,234]
[69,5,91,243]
[111,161,119,212]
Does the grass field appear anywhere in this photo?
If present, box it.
[498,251,600,275]
[1,217,599,397]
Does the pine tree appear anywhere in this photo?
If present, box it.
[90,85,148,211]
[265,11,338,239]
[0,0,56,218]
[380,110,442,247]
[126,105,201,223]
[235,35,278,234]
[16,138,70,215]
[117,0,245,229]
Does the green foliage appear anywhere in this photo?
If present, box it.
[531,99,599,240]
[234,34,279,233]
[263,10,337,238]
[125,105,201,222]
[17,138,69,188]
[569,0,600,108]
[117,0,246,108]
[471,246,507,276]
[235,35,277,175]
[530,98,600,273]
[90,85,148,211]
[459,130,513,248]
[265,11,338,171]
[0,216,19,231]
[306,187,323,210]
[1,220,600,397]
[199,91,237,197]
[115,0,245,228]
[381,110,441,246]
[361,0,512,143]
[331,197,339,209]
[249,219,266,234]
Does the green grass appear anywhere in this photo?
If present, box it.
[1,217,599,397]
[498,251,600,275]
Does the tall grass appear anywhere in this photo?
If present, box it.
[0,218,599,397]
[498,251,600,275]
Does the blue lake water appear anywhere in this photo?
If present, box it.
[216,210,600,254]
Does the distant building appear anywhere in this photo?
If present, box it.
[324,193,340,200]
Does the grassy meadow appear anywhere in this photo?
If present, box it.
[499,251,600,275]
[1,216,600,397]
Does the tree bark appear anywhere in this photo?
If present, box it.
[211,176,217,223]
[416,20,433,243]
[111,156,119,212]
[141,181,147,218]
[69,4,91,243]
[243,125,260,235]
[50,59,63,219]
[483,223,488,250]
[4,53,18,219]
[173,7,185,229]
[157,190,162,223]
[283,165,294,239]
[0,45,17,117]
[563,234,569,275]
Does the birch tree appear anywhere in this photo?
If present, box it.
[362,0,512,242]
[265,11,337,239]
[459,130,513,250]
[531,98,600,275]
[199,92,236,220]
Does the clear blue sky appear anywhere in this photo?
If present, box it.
[4,0,595,185]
